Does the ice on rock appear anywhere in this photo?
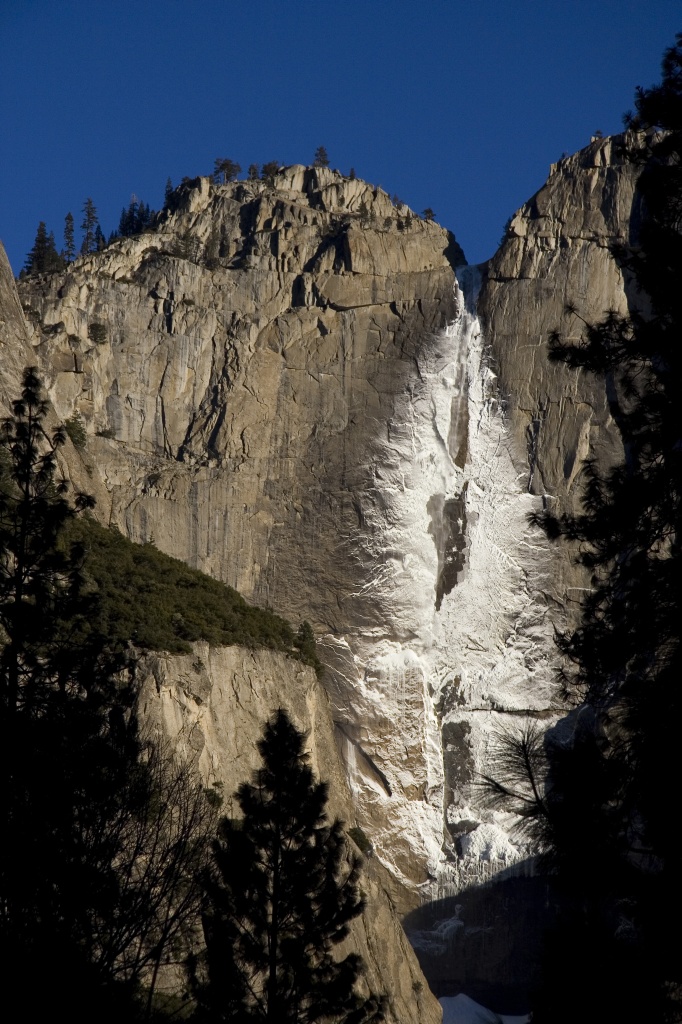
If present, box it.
[320,268,559,896]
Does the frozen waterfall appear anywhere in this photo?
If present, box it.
[320,267,558,897]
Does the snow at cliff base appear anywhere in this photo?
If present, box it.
[441,993,529,1024]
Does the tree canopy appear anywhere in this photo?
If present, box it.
[81,197,100,254]
[313,146,330,168]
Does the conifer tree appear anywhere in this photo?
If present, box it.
[261,161,279,185]
[24,221,63,274]
[213,158,241,184]
[194,709,384,1023]
[63,211,76,262]
[81,197,100,254]
[313,146,330,167]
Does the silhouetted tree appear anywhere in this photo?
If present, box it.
[23,222,63,274]
[164,177,173,205]
[118,197,154,238]
[213,158,241,184]
[261,161,280,185]
[313,146,330,168]
[0,369,213,1021]
[247,163,260,181]
[193,709,384,1023]
[63,211,76,262]
[422,207,435,222]
[81,197,100,254]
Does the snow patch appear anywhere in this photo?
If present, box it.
[440,994,529,1024]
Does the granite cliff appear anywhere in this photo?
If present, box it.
[2,136,641,1007]
[15,166,464,904]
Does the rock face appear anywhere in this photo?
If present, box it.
[0,240,442,1018]
[9,138,638,927]
[135,643,441,1024]
[0,243,36,404]
[480,134,635,530]
[17,167,463,904]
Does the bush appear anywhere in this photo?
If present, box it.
[293,620,323,677]
[64,415,87,449]
[348,826,372,856]
[87,322,107,344]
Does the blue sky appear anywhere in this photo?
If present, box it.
[0,1,679,272]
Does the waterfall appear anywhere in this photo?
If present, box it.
[319,268,557,898]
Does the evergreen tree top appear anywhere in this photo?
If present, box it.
[194,708,384,1023]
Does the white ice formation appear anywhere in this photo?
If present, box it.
[320,268,558,897]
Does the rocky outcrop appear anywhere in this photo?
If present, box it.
[136,643,441,1024]
[480,134,635,545]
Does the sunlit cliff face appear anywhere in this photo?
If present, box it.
[14,137,637,904]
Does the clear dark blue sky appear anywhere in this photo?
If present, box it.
[1,1,679,273]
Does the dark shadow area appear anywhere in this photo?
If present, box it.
[403,862,560,1016]
[443,229,467,272]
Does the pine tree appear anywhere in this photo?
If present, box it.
[213,158,241,184]
[64,211,76,262]
[24,221,63,274]
[194,709,384,1023]
[247,163,260,181]
[261,161,280,185]
[313,146,330,168]
[81,197,100,254]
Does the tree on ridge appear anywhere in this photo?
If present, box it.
[23,221,63,274]
[213,158,241,184]
[81,197,100,254]
[63,211,76,262]
[314,146,330,167]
